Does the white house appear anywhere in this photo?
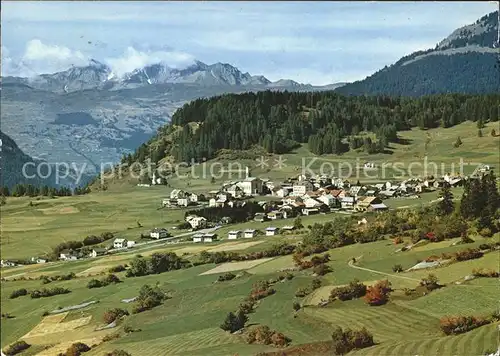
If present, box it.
[265,227,279,236]
[292,181,314,196]
[59,250,79,261]
[127,240,136,248]
[226,184,245,198]
[228,230,242,240]
[281,225,295,231]
[177,198,189,207]
[341,196,355,209]
[267,211,284,220]
[244,229,257,238]
[317,194,335,207]
[113,238,128,249]
[202,233,217,243]
[189,193,199,203]
[186,215,207,229]
[192,233,204,243]
[89,248,107,258]
[150,228,169,239]
[170,189,187,199]
[303,197,323,208]
[239,177,263,196]
[31,257,48,264]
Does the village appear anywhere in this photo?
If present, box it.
[1,163,491,268]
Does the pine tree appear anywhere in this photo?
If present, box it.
[453,136,463,148]
[478,129,483,137]
[477,118,484,129]
[491,129,497,137]
[436,183,454,216]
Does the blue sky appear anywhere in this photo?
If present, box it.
[1,1,497,85]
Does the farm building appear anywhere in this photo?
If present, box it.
[89,248,107,258]
[228,230,242,240]
[265,227,279,236]
[150,228,169,239]
[244,229,257,238]
[113,238,128,249]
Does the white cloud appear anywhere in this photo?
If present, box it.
[2,39,90,76]
[104,47,195,77]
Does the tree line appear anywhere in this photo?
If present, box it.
[128,91,499,164]
[0,183,90,198]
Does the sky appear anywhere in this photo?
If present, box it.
[1,1,498,85]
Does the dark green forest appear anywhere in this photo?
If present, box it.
[128,91,499,164]
[335,53,500,97]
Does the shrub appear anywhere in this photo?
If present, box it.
[65,342,90,356]
[246,325,290,347]
[331,326,374,355]
[419,274,440,291]
[313,263,331,276]
[217,272,236,282]
[249,281,275,301]
[220,311,247,333]
[392,264,403,273]
[87,279,103,289]
[453,248,483,262]
[3,340,31,355]
[330,279,367,301]
[103,308,129,324]
[364,280,392,306]
[311,278,322,290]
[472,268,499,278]
[393,236,403,244]
[132,284,167,314]
[293,302,301,311]
[30,287,70,299]
[479,228,493,237]
[104,350,131,356]
[88,274,121,289]
[239,300,256,314]
[295,287,311,298]
[108,265,126,273]
[440,315,489,335]
[9,288,28,299]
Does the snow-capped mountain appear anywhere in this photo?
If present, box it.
[23,59,114,93]
[4,59,332,93]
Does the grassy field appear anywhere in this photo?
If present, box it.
[1,229,498,355]
[1,121,499,355]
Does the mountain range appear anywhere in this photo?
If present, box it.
[1,11,498,188]
[6,59,339,94]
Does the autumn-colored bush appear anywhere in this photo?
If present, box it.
[246,325,290,347]
[453,248,483,262]
[64,342,90,356]
[364,280,392,306]
[103,308,129,324]
[439,315,490,335]
[249,281,275,301]
[393,237,403,245]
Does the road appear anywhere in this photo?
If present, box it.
[347,256,420,282]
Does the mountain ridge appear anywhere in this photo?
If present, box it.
[336,10,499,96]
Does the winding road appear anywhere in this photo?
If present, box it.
[348,256,420,282]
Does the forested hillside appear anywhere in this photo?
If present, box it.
[336,11,499,96]
[127,91,499,164]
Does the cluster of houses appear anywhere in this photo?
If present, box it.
[172,167,474,236]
